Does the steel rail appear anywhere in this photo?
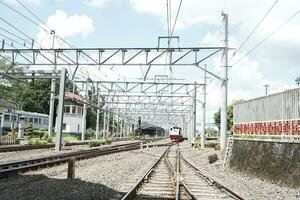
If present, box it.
[0,137,166,153]
[181,154,245,200]
[121,145,173,200]
[0,141,89,153]
[0,142,142,177]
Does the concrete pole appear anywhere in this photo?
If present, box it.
[48,31,56,138]
[95,88,100,140]
[193,82,197,140]
[220,13,228,151]
[127,122,130,136]
[201,65,207,148]
[106,111,110,138]
[103,110,106,139]
[55,68,66,152]
[112,113,115,137]
[81,81,88,141]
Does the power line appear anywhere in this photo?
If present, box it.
[232,10,300,66]
[230,0,279,61]
[0,33,27,47]
[0,17,33,41]
[0,0,48,32]
[16,0,48,29]
[0,27,29,42]
[170,0,183,38]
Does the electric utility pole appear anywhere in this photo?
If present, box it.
[201,65,207,148]
[263,84,270,95]
[48,30,56,138]
[220,13,228,151]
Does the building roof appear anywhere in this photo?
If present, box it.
[0,99,17,109]
[64,92,84,105]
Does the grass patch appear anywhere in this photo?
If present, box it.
[89,138,112,147]
[205,141,220,150]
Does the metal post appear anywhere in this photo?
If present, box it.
[117,108,120,137]
[106,111,110,138]
[81,81,88,141]
[103,110,106,139]
[220,13,228,151]
[201,65,207,148]
[55,68,66,152]
[193,82,197,140]
[48,31,56,138]
[95,86,100,140]
[112,113,115,137]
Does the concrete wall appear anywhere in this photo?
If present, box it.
[229,139,300,187]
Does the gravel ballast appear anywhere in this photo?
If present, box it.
[179,141,300,200]
[0,140,142,164]
[0,145,169,200]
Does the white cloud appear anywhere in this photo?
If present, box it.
[83,0,108,7]
[36,10,94,48]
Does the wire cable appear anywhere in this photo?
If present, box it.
[230,0,279,61]
[231,10,300,66]
[170,0,183,38]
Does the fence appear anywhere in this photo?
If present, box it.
[0,136,17,145]
[233,87,300,137]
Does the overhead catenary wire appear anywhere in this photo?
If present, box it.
[231,10,300,66]
[229,0,279,61]
[0,17,33,42]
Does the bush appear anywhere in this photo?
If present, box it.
[25,123,34,138]
[208,154,219,164]
[7,129,18,139]
[28,138,47,145]
[89,139,111,147]
[205,141,220,150]
[86,128,94,140]
[47,137,53,144]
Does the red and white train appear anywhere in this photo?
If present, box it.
[169,126,184,142]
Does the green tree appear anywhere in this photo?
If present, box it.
[213,104,233,132]
[295,75,300,86]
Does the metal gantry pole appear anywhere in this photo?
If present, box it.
[220,12,229,151]
[55,68,66,152]
[103,110,106,139]
[95,87,100,140]
[112,113,115,137]
[192,81,197,140]
[106,111,110,138]
[201,65,207,148]
[81,81,88,141]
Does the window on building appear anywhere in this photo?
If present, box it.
[63,123,66,131]
[4,114,10,121]
[34,118,39,123]
[72,106,77,114]
[29,118,33,123]
[64,106,71,114]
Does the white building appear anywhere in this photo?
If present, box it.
[56,92,84,135]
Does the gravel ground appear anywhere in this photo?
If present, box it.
[0,140,141,164]
[179,141,300,200]
[0,145,169,200]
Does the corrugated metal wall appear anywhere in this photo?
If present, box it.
[233,87,300,123]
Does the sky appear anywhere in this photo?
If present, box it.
[0,0,299,123]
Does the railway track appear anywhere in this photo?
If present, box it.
[122,144,244,200]
[0,137,167,152]
[0,141,172,178]
[0,141,89,152]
